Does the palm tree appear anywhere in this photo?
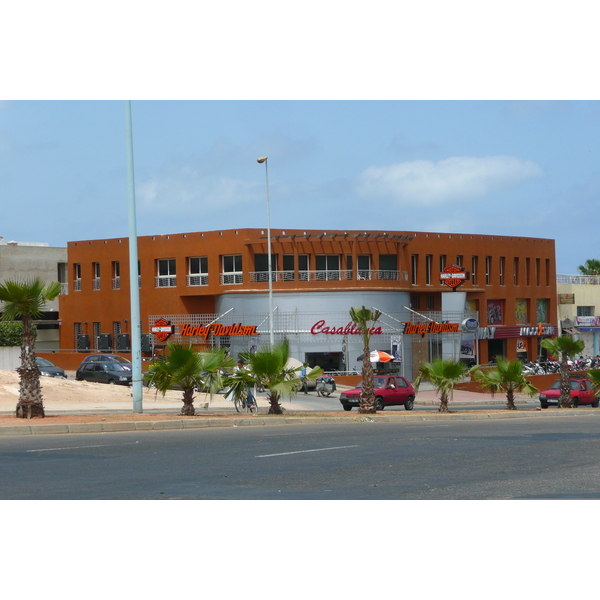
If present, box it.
[145,343,235,415]
[577,259,600,276]
[349,306,382,414]
[470,358,539,410]
[0,278,61,419]
[224,339,323,415]
[540,336,585,408]
[414,357,469,412]
[585,369,600,406]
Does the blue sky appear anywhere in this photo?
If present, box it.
[1,100,598,274]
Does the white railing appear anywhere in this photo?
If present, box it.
[220,272,243,285]
[112,277,120,290]
[557,274,600,285]
[249,269,401,282]
[73,279,81,292]
[250,271,294,282]
[187,274,209,286]
[155,276,177,288]
[60,283,68,295]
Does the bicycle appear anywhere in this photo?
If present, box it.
[234,390,258,413]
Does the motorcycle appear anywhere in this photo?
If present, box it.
[315,376,337,397]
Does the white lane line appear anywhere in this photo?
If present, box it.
[26,441,139,453]
[256,444,358,458]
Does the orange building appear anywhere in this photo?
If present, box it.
[57,228,557,380]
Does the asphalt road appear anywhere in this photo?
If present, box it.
[2,413,600,499]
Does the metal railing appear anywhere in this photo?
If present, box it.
[557,274,600,285]
[249,269,402,282]
[220,273,243,285]
[187,274,209,286]
[155,276,177,288]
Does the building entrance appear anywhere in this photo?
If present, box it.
[305,352,343,373]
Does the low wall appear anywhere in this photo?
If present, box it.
[455,373,559,394]
[0,347,20,370]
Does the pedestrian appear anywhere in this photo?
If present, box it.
[300,363,309,394]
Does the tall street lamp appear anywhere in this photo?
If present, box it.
[257,156,274,346]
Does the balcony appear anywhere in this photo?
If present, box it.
[248,269,403,283]
[187,274,209,286]
[156,276,177,288]
[557,274,600,285]
[220,272,243,285]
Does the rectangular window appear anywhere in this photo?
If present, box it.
[411,255,418,285]
[439,255,446,272]
[577,306,594,317]
[93,322,101,350]
[536,258,541,286]
[379,254,398,280]
[112,261,120,290]
[253,254,277,282]
[485,256,492,285]
[57,262,68,294]
[499,257,505,286]
[188,256,208,286]
[222,255,242,285]
[411,295,420,310]
[156,258,177,287]
[357,255,370,280]
[456,255,463,267]
[426,295,435,310]
[73,263,82,292]
[299,254,309,281]
[92,262,101,291]
[283,255,295,281]
[346,255,353,281]
[315,255,340,280]
[425,255,433,285]
[513,257,519,286]
[546,258,551,286]
[525,258,531,285]
[471,256,478,286]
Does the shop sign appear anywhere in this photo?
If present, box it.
[151,318,174,342]
[180,323,258,340]
[461,318,479,333]
[576,316,600,327]
[310,320,383,336]
[439,264,469,290]
[559,293,575,304]
[402,321,461,337]
[477,325,556,339]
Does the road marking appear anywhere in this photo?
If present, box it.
[26,441,139,453]
[255,444,358,458]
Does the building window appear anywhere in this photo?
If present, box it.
[411,255,418,285]
[546,258,551,286]
[188,256,208,286]
[299,255,310,281]
[426,295,435,310]
[577,306,594,317]
[112,261,120,290]
[485,256,492,285]
[425,255,432,285]
[156,258,176,287]
[439,255,446,273]
[283,255,295,281]
[513,257,519,286]
[456,255,463,267]
[93,322,101,349]
[536,258,541,286]
[525,257,531,285]
[92,262,101,290]
[471,256,478,286]
[253,254,277,282]
[74,263,81,292]
[222,255,242,285]
[315,255,340,280]
[411,295,420,310]
[357,255,370,280]
[499,257,505,286]
[58,262,68,294]
[379,255,398,280]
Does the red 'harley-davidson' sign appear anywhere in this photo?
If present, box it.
[440,264,469,289]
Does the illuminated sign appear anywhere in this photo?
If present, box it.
[310,320,383,335]
[440,264,469,289]
[180,323,258,340]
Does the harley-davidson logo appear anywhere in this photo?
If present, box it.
[151,318,174,342]
[440,264,469,289]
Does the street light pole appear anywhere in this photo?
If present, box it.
[257,156,274,346]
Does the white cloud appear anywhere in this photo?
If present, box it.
[355,156,543,205]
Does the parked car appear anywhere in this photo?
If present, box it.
[339,375,415,411]
[35,357,66,378]
[80,354,132,371]
[538,378,599,408]
[76,361,132,386]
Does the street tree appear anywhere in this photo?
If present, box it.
[145,343,235,415]
[540,336,585,408]
[470,358,539,410]
[225,339,323,415]
[0,278,61,418]
[349,306,382,414]
[414,357,469,412]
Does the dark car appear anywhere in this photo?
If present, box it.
[339,375,416,411]
[538,378,599,408]
[80,354,132,371]
[76,361,132,386]
[35,357,66,378]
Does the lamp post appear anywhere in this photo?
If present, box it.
[257,156,274,346]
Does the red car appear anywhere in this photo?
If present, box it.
[538,378,599,408]
[339,375,415,411]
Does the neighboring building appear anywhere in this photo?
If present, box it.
[0,238,67,350]
[557,274,600,357]
[58,228,557,380]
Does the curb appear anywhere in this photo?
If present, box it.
[1,408,599,437]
